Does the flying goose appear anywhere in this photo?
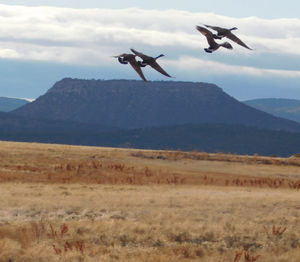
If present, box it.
[130,48,172,78]
[113,53,147,81]
[196,25,233,53]
[204,24,252,50]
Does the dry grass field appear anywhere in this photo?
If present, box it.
[0,140,300,261]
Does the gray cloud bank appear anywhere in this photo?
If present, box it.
[0,4,299,79]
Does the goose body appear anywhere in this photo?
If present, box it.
[130,48,172,78]
[113,53,147,81]
[204,24,252,50]
[196,26,233,53]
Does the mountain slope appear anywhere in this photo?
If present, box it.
[0,97,29,112]
[0,112,113,133]
[244,98,300,123]
[13,78,300,132]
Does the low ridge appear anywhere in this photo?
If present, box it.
[0,97,29,112]
[244,98,300,123]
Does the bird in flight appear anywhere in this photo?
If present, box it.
[204,24,253,50]
[113,53,147,81]
[130,48,172,78]
[196,25,233,53]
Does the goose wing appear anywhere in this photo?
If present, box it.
[130,48,151,60]
[128,59,147,81]
[120,55,146,81]
[148,60,172,77]
[196,26,217,48]
[204,24,224,33]
[131,48,171,77]
[226,32,252,50]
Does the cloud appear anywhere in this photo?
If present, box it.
[166,56,300,78]
[0,4,299,76]
[0,48,19,58]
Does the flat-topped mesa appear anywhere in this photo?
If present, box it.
[47,78,221,93]
[13,78,300,132]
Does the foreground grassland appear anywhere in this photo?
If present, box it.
[0,141,300,261]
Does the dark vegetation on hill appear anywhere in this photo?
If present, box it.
[1,118,300,156]
[0,112,114,133]
[244,98,300,123]
[13,78,300,132]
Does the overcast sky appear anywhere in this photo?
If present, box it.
[0,1,299,100]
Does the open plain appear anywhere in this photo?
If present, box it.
[0,140,300,261]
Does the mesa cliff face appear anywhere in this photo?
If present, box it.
[13,78,300,131]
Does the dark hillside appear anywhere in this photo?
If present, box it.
[0,112,113,133]
[1,121,300,157]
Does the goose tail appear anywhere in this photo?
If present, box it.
[221,42,233,50]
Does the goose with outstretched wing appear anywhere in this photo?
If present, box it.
[204,24,252,50]
[130,48,172,78]
[113,53,147,81]
[196,25,233,53]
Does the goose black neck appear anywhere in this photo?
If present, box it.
[155,54,164,60]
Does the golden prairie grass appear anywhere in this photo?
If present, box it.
[1,184,300,261]
[0,141,300,189]
[131,149,300,166]
[0,141,300,261]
